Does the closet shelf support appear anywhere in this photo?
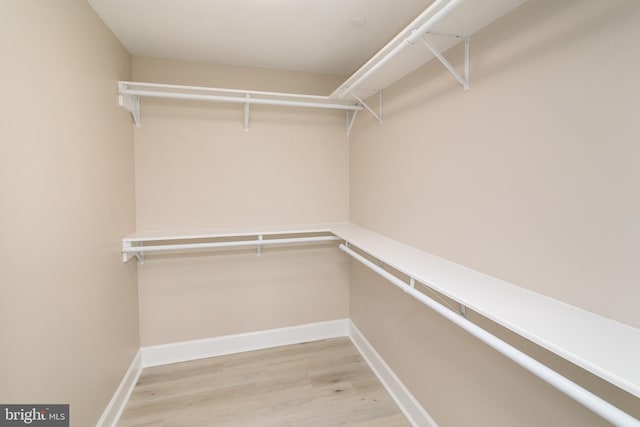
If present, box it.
[352,91,383,124]
[244,94,250,132]
[346,109,359,135]
[121,240,144,264]
[118,82,141,127]
[420,35,471,91]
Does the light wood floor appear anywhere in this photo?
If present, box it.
[118,337,410,426]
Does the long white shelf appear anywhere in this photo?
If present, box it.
[122,221,640,411]
[118,0,529,131]
[331,0,528,100]
[117,82,362,131]
[330,223,640,402]
[122,223,341,243]
[121,223,344,263]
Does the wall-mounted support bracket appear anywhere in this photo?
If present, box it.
[118,82,141,127]
[257,234,262,256]
[460,304,467,318]
[420,34,470,91]
[122,240,144,264]
[243,94,250,132]
[346,109,359,135]
[352,91,383,124]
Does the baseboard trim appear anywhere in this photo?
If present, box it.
[96,349,143,427]
[99,320,434,427]
[141,319,350,368]
[348,321,438,427]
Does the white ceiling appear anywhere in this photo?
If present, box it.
[87,0,434,76]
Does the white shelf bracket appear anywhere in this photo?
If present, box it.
[257,234,262,256]
[346,109,359,135]
[243,94,250,132]
[122,241,144,264]
[352,92,383,124]
[420,35,470,91]
[122,240,133,263]
[118,82,141,127]
[464,36,470,86]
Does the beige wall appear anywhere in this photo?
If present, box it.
[349,0,640,425]
[138,246,349,345]
[2,0,636,425]
[133,57,349,231]
[132,58,350,345]
[0,1,138,425]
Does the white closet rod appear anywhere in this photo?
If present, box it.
[118,87,362,111]
[123,235,340,255]
[339,0,464,98]
[340,243,640,427]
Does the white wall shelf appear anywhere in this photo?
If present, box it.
[331,0,528,101]
[121,223,343,264]
[331,223,640,426]
[117,81,363,132]
[118,0,529,133]
[123,222,639,425]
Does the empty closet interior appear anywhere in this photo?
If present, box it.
[3,0,640,426]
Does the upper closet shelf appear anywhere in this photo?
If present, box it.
[118,0,528,133]
[332,0,528,101]
[117,81,362,131]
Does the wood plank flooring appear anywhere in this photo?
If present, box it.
[118,337,410,426]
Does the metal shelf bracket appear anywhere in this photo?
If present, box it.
[352,91,383,124]
[244,94,250,132]
[118,82,141,127]
[346,90,383,135]
[346,109,359,135]
[122,240,144,264]
[421,34,471,91]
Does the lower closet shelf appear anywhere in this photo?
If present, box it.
[121,221,640,425]
[121,222,344,263]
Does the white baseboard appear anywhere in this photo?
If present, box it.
[141,319,350,367]
[348,322,438,427]
[96,349,143,427]
[99,320,434,427]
